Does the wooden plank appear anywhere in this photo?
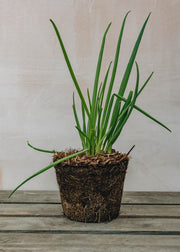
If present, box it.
[0,233,180,252]
[1,190,180,204]
[0,203,180,217]
[1,191,179,251]
[0,190,60,203]
[0,216,180,231]
[120,204,180,218]
[122,191,180,204]
[0,203,62,216]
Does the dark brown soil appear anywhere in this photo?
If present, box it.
[53,149,129,223]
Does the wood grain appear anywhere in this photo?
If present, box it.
[1,190,180,204]
[0,234,180,252]
[0,216,180,232]
[0,191,180,251]
[0,204,180,218]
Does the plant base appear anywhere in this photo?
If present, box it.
[54,149,129,223]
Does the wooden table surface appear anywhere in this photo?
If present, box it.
[0,191,180,251]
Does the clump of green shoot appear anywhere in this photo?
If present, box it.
[49,11,170,155]
[9,12,171,198]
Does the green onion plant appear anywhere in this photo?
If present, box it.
[9,12,171,198]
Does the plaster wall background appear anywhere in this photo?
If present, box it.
[0,0,179,191]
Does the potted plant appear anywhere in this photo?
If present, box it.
[9,12,171,222]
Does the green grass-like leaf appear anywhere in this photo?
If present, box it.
[100,11,130,141]
[27,141,58,153]
[50,19,90,118]
[72,93,85,148]
[109,13,151,136]
[91,22,112,124]
[8,149,88,198]
[106,61,140,151]
[113,94,171,132]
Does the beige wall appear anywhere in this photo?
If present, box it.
[0,0,179,191]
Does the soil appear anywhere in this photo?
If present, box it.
[53,149,129,223]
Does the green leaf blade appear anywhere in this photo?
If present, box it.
[50,19,90,118]
[91,23,112,105]
[109,13,151,136]
[9,149,88,198]
[73,93,85,147]
[106,61,140,150]
[113,95,171,133]
[100,11,131,135]
[27,141,57,153]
